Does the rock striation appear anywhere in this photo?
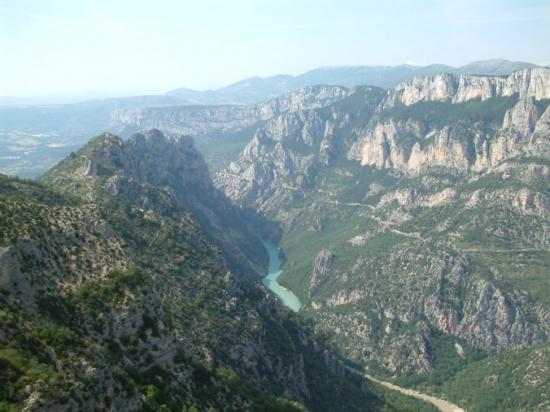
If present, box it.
[380,68,550,109]
[349,68,550,174]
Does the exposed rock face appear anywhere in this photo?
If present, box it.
[111,85,350,136]
[216,68,550,381]
[377,187,457,209]
[42,129,268,278]
[347,231,375,246]
[502,98,542,134]
[464,188,550,219]
[535,104,550,134]
[381,68,550,109]
[348,68,550,174]
[218,69,550,216]
[309,250,335,296]
[215,86,385,212]
[0,174,384,411]
[215,111,325,212]
[352,115,549,174]
[310,243,550,374]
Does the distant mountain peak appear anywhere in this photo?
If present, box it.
[164,59,540,105]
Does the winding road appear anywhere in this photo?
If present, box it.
[260,229,467,411]
[365,374,465,412]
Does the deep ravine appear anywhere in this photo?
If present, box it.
[261,237,467,411]
[261,237,302,312]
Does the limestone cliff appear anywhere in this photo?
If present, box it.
[215,68,550,385]
[380,68,550,109]
[41,129,268,278]
[350,68,550,174]
[215,86,385,212]
[111,85,350,136]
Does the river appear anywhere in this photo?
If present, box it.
[261,238,464,411]
[261,238,301,312]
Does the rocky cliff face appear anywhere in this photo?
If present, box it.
[215,86,385,212]
[215,111,328,212]
[218,69,550,215]
[111,86,350,136]
[215,68,550,386]
[41,129,268,278]
[348,68,550,174]
[309,242,550,372]
[349,114,549,173]
[1,157,397,410]
[380,68,550,109]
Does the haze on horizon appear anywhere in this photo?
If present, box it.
[1,0,549,97]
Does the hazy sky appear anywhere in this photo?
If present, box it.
[1,0,549,96]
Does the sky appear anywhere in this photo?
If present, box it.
[1,0,549,96]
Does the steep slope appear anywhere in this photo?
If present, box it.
[350,68,550,174]
[1,60,540,179]
[111,86,352,170]
[215,68,550,405]
[215,86,387,212]
[442,343,550,411]
[217,67,550,211]
[40,129,267,278]
[0,176,333,410]
[0,167,435,410]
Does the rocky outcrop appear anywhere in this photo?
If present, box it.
[215,86,386,211]
[218,70,550,202]
[310,243,550,374]
[377,187,457,209]
[213,68,550,381]
[111,85,350,136]
[502,98,542,135]
[350,104,549,174]
[42,130,268,278]
[313,249,335,275]
[347,231,376,246]
[464,188,550,218]
[381,68,550,109]
[215,110,338,212]
[344,69,550,175]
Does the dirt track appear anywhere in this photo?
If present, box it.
[366,374,466,412]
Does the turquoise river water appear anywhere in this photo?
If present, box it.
[260,238,301,312]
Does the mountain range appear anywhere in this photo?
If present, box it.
[214,67,550,411]
[1,59,536,108]
[0,59,543,179]
[1,129,439,411]
[163,59,541,105]
[0,64,549,411]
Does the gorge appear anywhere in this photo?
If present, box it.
[261,237,302,312]
[1,63,549,411]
